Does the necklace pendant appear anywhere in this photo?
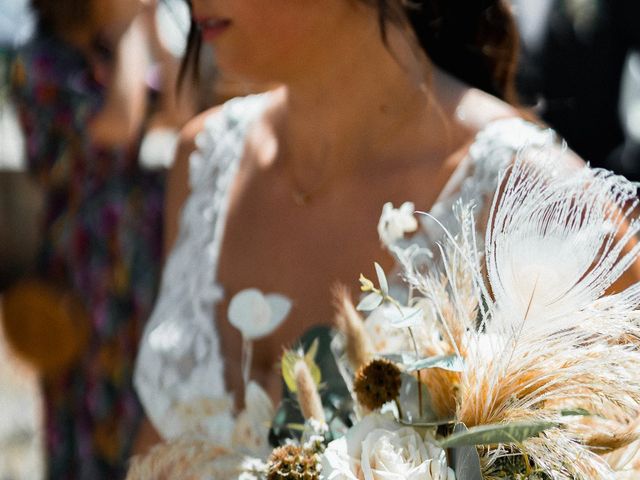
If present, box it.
[292,190,311,206]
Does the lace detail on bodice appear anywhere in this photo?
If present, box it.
[134,94,557,442]
[134,95,270,441]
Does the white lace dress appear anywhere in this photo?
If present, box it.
[134,93,557,443]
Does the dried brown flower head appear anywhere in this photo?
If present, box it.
[267,444,320,480]
[353,358,402,411]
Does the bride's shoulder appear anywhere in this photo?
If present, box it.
[165,94,272,246]
[457,88,544,145]
[452,86,581,168]
[175,92,273,164]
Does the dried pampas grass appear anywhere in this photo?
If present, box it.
[332,284,373,372]
[126,437,247,480]
[403,151,640,479]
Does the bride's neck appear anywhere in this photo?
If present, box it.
[271,23,438,177]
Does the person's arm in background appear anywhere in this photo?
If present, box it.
[140,0,197,131]
[87,16,150,147]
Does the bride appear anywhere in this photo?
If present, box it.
[133,0,640,452]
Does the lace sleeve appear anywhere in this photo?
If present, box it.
[134,95,269,443]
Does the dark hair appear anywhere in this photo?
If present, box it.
[367,0,519,102]
[179,0,519,102]
[178,0,202,90]
[31,0,93,34]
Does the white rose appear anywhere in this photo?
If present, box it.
[321,413,455,480]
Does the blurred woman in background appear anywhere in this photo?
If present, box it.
[3,0,191,477]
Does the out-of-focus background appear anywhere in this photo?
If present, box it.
[0,1,195,478]
[0,0,638,479]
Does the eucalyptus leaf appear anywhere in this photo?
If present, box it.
[449,424,483,480]
[398,418,456,428]
[439,420,558,448]
[356,291,383,311]
[387,306,423,328]
[382,353,406,364]
[397,372,438,423]
[406,354,464,373]
[374,262,389,295]
[560,408,591,417]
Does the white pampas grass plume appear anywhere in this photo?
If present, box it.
[406,148,640,479]
[294,359,325,424]
[485,153,640,337]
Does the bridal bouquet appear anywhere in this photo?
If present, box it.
[128,153,640,479]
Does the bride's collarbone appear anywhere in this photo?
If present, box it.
[214,135,465,303]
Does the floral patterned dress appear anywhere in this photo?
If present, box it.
[6,31,164,479]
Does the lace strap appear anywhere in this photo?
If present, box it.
[134,94,269,441]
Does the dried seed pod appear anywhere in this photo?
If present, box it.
[353,358,402,411]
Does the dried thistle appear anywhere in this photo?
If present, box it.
[332,284,373,371]
[294,360,325,423]
[266,444,321,480]
[353,358,402,411]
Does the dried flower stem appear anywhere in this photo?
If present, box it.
[294,360,325,423]
[333,285,372,371]
[394,398,404,420]
[408,327,423,418]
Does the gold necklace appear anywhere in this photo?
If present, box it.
[291,188,313,207]
[285,165,333,206]
[280,146,337,207]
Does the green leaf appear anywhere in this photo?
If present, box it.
[560,408,591,417]
[399,418,456,428]
[282,341,322,393]
[285,423,306,432]
[387,306,423,328]
[356,292,383,311]
[439,420,558,448]
[307,358,322,388]
[305,338,319,364]
[405,354,464,373]
[282,350,299,393]
[449,425,482,480]
[374,262,389,295]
